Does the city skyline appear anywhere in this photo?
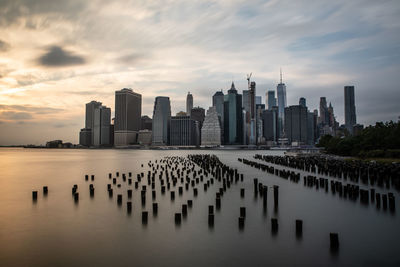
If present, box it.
[0,0,399,145]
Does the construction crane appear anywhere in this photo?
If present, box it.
[246,72,252,89]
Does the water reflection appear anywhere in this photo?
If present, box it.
[0,148,399,267]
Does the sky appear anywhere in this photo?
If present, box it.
[0,0,399,145]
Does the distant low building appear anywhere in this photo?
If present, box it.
[79,128,92,147]
[353,124,364,136]
[46,140,63,148]
[140,115,152,131]
[176,111,187,116]
[137,130,152,145]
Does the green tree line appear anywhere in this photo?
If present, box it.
[317,121,400,158]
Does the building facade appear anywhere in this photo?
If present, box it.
[299,97,306,108]
[152,96,171,145]
[93,105,111,146]
[79,100,102,147]
[140,115,152,131]
[262,107,279,145]
[170,115,196,146]
[277,79,287,138]
[284,105,309,145]
[267,90,277,110]
[114,88,142,146]
[223,82,243,145]
[201,106,221,146]
[186,92,193,116]
[344,86,356,134]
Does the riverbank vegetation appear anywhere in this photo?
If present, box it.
[317,121,400,159]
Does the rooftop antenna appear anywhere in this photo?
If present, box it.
[246,72,252,89]
[280,68,283,84]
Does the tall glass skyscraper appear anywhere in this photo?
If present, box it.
[212,90,224,123]
[223,82,243,145]
[267,90,277,110]
[152,96,171,145]
[344,86,356,134]
[276,72,287,137]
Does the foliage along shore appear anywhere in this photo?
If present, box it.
[317,121,400,159]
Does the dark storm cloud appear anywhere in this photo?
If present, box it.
[0,39,10,52]
[37,46,86,67]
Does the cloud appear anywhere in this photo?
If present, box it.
[0,111,33,120]
[66,90,111,96]
[0,0,86,27]
[53,122,78,128]
[37,46,86,67]
[116,53,148,65]
[0,104,63,114]
[0,39,10,52]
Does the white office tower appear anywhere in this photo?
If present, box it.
[114,88,142,147]
[201,106,221,146]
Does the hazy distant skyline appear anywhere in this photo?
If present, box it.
[0,0,399,145]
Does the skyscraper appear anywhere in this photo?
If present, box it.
[224,82,243,145]
[277,70,287,137]
[249,81,257,145]
[299,97,306,108]
[186,92,193,116]
[212,90,224,142]
[190,107,205,127]
[267,90,277,110]
[256,103,265,144]
[114,88,142,146]
[79,100,102,147]
[93,105,111,146]
[242,89,250,145]
[212,90,224,123]
[201,106,221,146]
[152,96,171,145]
[319,97,329,125]
[170,115,196,146]
[256,96,262,105]
[344,86,356,134]
[262,107,279,144]
[85,101,102,130]
[284,105,308,145]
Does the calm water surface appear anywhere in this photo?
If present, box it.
[0,148,399,267]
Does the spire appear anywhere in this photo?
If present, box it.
[280,68,283,84]
[228,81,237,93]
